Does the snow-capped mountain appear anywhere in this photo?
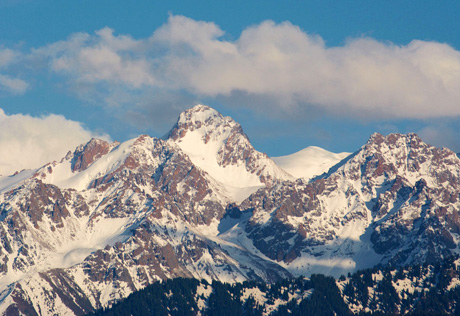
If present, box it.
[0,105,292,315]
[166,105,293,202]
[1,105,460,315]
[272,146,350,180]
[240,132,460,276]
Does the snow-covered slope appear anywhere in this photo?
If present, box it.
[272,146,350,180]
[240,132,460,277]
[0,107,293,315]
[0,169,37,194]
[2,105,460,315]
[166,105,293,203]
[40,138,134,191]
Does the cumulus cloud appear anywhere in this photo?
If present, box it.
[34,28,155,89]
[149,16,460,119]
[0,109,109,176]
[9,15,460,121]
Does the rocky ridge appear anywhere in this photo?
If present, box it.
[1,105,460,315]
[166,105,293,202]
[238,132,460,275]
[0,106,292,315]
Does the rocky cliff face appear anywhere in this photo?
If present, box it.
[0,107,292,315]
[166,105,293,200]
[238,132,460,275]
[70,139,120,173]
[1,106,460,315]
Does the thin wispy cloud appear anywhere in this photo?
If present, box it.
[0,48,28,94]
[0,49,17,67]
[0,74,28,94]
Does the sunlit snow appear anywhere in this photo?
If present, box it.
[272,146,350,180]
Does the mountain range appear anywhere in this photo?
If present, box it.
[1,104,460,315]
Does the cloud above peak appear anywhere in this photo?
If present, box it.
[10,15,460,120]
[148,16,460,119]
[0,110,109,176]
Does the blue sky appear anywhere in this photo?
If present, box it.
[1,0,460,175]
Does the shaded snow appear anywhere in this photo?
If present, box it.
[196,283,212,312]
[241,287,267,306]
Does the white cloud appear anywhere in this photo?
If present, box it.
[18,15,460,120]
[0,109,109,176]
[150,17,460,119]
[36,27,155,88]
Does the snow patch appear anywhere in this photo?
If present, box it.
[42,138,137,190]
[272,146,350,180]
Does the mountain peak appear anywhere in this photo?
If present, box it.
[179,104,220,124]
[342,132,460,189]
[367,132,422,147]
[165,105,292,201]
[5,105,460,316]
[167,104,241,142]
[71,138,119,172]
